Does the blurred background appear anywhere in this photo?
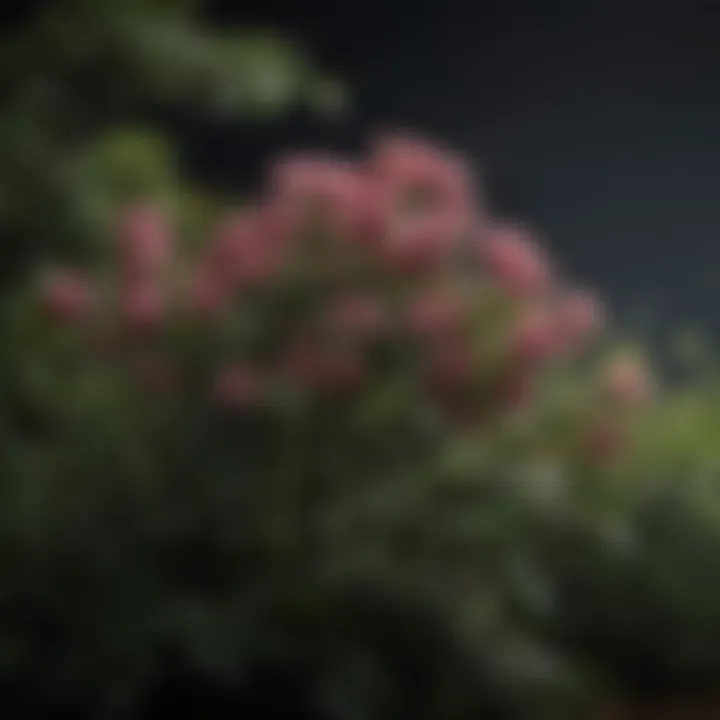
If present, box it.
[165,0,720,331]
[8,0,720,327]
[3,2,720,719]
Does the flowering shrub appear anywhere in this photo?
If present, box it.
[24,136,660,602]
[34,135,642,461]
[2,133,656,717]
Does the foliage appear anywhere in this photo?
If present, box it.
[7,5,716,715]
[0,0,343,285]
[504,348,720,710]
[0,128,655,717]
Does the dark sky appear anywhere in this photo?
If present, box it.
[202,0,720,333]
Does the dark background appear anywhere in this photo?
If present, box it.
[200,0,720,335]
[6,0,720,332]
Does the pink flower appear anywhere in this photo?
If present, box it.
[554,288,605,352]
[271,155,353,205]
[325,295,385,340]
[369,135,475,267]
[601,356,652,407]
[208,211,284,287]
[116,204,172,278]
[207,214,250,267]
[186,265,231,318]
[509,307,560,364]
[370,134,472,222]
[407,289,466,337]
[255,200,296,247]
[344,176,389,248]
[480,222,552,297]
[212,364,264,409]
[382,214,460,272]
[271,156,382,249]
[120,281,165,331]
[39,269,94,325]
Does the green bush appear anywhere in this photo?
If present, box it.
[0,0,342,286]
[506,354,720,707]
[0,132,640,717]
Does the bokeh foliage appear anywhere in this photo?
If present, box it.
[0,0,343,285]
[3,3,720,719]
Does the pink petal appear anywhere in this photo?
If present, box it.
[116,203,173,277]
[480,222,553,297]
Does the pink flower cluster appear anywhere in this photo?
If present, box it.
[36,133,649,464]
